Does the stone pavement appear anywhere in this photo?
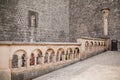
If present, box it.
[33,51,120,80]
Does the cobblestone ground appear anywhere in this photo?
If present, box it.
[33,51,120,80]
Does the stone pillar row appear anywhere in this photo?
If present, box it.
[10,50,81,69]
[85,41,106,57]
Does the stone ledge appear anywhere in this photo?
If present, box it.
[0,41,81,46]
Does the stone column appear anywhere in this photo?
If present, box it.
[41,56,44,65]
[53,51,57,63]
[58,53,60,62]
[53,55,56,63]
[62,54,65,61]
[48,53,50,63]
[26,57,30,67]
[34,56,37,65]
[101,8,110,36]
[74,50,77,59]
[18,57,21,68]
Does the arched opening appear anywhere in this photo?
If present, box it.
[66,48,72,60]
[57,48,64,61]
[36,53,42,64]
[46,48,55,63]
[101,42,103,46]
[50,53,54,63]
[32,49,42,65]
[30,53,35,66]
[94,42,97,46]
[85,41,89,50]
[12,50,27,68]
[90,42,93,50]
[12,54,18,68]
[65,50,70,60]
[74,48,80,58]
[98,42,100,46]
[90,42,93,47]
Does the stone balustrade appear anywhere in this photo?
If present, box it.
[77,37,109,58]
[9,42,81,70]
[0,38,109,80]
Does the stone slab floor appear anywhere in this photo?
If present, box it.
[33,51,120,80]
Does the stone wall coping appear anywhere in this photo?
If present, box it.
[77,37,108,41]
[0,41,81,46]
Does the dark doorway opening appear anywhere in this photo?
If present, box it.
[111,40,118,51]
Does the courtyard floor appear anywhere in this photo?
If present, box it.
[33,51,120,80]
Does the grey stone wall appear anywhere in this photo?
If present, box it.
[0,0,69,42]
[0,0,120,42]
[69,0,120,42]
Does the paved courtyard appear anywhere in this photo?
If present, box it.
[33,51,120,80]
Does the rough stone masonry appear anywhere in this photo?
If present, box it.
[0,0,120,42]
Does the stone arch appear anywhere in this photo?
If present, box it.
[85,41,89,47]
[14,49,27,58]
[85,41,89,51]
[90,41,94,47]
[74,47,80,58]
[30,53,35,66]
[12,49,27,68]
[98,42,101,46]
[94,42,97,46]
[46,48,55,63]
[31,49,42,65]
[57,48,64,61]
[66,48,72,60]
[89,41,94,51]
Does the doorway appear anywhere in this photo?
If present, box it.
[111,40,118,51]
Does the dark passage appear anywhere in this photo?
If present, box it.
[111,40,118,51]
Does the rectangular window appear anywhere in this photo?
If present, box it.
[28,11,38,27]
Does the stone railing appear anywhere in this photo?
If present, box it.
[0,42,81,80]
[77,37,109,58]
[0,38,109,80]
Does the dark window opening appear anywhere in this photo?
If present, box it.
[28,11,38,27]
[12,54,18,68]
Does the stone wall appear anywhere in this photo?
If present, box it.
[11,60,79,80]
[69,0,120,42]
[0,0,69,42]
[0,0,119,42]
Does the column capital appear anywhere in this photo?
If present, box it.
[101,8,110,18]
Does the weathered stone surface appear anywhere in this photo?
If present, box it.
[0,0,69,42]
[69,0,120,42]
[11,60,79,80]
[0,69,11,80]
[0,0,119,42]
